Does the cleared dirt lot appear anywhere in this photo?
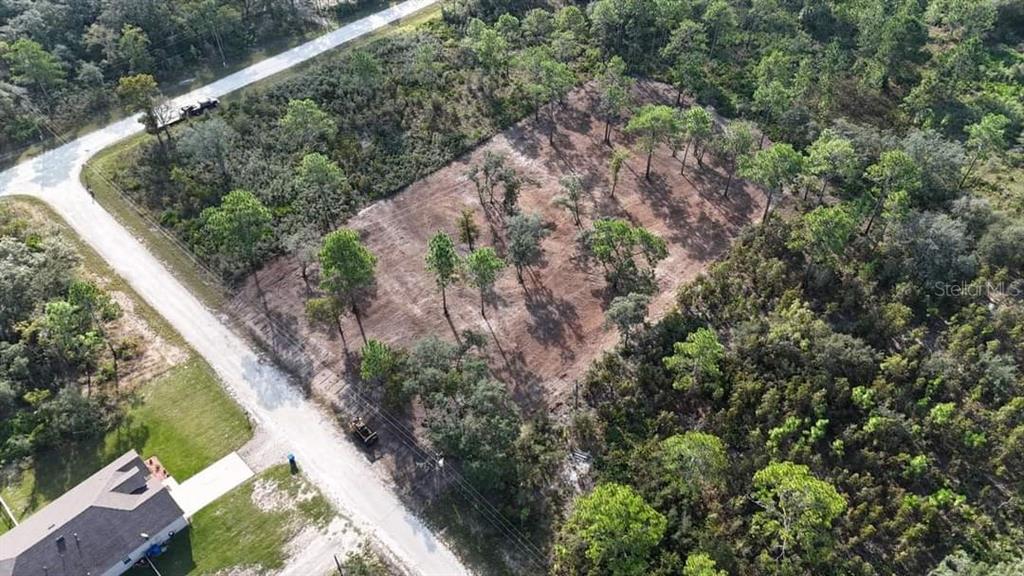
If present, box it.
[231,81,764,424]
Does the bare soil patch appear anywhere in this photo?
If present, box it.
[251,476,319,513]
[230,80,763,446]
[104,290,188,386]
[6,199,187,388]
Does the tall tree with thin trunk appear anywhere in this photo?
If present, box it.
[739,143,805,222]
[458,207,481,250]
[200,189,272,282]
[554,173,585,229]
[517,46,574,145]
[752,80,791,149]
[466,152,507,208]
[506,212,549,284]
[806,131,857,203]
[596,56,634,145]
[605,292,650,345]
[554,483,666,576]
[457,208,480,250]
[716,120,756,197]
[279,98,336,152]
[750,461,846,565]
[958,113,1010,191]
[661,20,709,106]
[67,280,122,386]
[319,229,377,344]
[463,18,509,95]
[295,152,352,235]
[664,327,725,395]
[862,150,920,235]
[116,73,169,148]
[680,106,713,173]
[463,247,505,317]
[2,39,65,101]
[425,231,459,316]
[625,105,680,180]
[609,148,630,198]
[586,218,668,294]
[117,24,154,74]
[704,0,739,54]
[360,339,397,387]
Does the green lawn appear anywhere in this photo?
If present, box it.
[129,465,335,575]
[0,358,251,529]
[117,358,252,479]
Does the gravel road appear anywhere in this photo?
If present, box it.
[0,1,472,574]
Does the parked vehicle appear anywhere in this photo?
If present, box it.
[350,418,379,446]
[158,98,220,130]
[180,98,220,118]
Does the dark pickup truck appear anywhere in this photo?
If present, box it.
[180,98,220,118]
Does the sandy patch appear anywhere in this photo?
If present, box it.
[250,477,318,514]
[101,290,188,387]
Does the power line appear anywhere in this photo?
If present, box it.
[19,98,551,569]
[235,284,551,563]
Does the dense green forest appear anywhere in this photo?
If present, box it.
[569,210,1024,574]
[541,0,1024,574]
[0,204,128,461]
[62,0,1024,573]
[0,0,313,156]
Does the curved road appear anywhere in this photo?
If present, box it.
[0,1,472,574]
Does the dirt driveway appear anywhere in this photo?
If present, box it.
[232,81,764,424]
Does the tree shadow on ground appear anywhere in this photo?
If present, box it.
[3,417,151,522]
[480,317,546,411]
[522,272,583,364]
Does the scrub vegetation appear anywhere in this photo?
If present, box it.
[53,0,1024,573]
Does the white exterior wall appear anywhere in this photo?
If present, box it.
[100,515,189,576]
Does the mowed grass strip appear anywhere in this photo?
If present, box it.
[0,357,251,524]
[129,465,335,575]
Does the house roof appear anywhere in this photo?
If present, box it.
[0,450,185,576]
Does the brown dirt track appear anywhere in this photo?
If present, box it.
[231,81,764,429]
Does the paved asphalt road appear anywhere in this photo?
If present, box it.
[0,1,474,574]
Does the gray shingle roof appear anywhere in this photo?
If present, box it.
[0,450,185,576]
